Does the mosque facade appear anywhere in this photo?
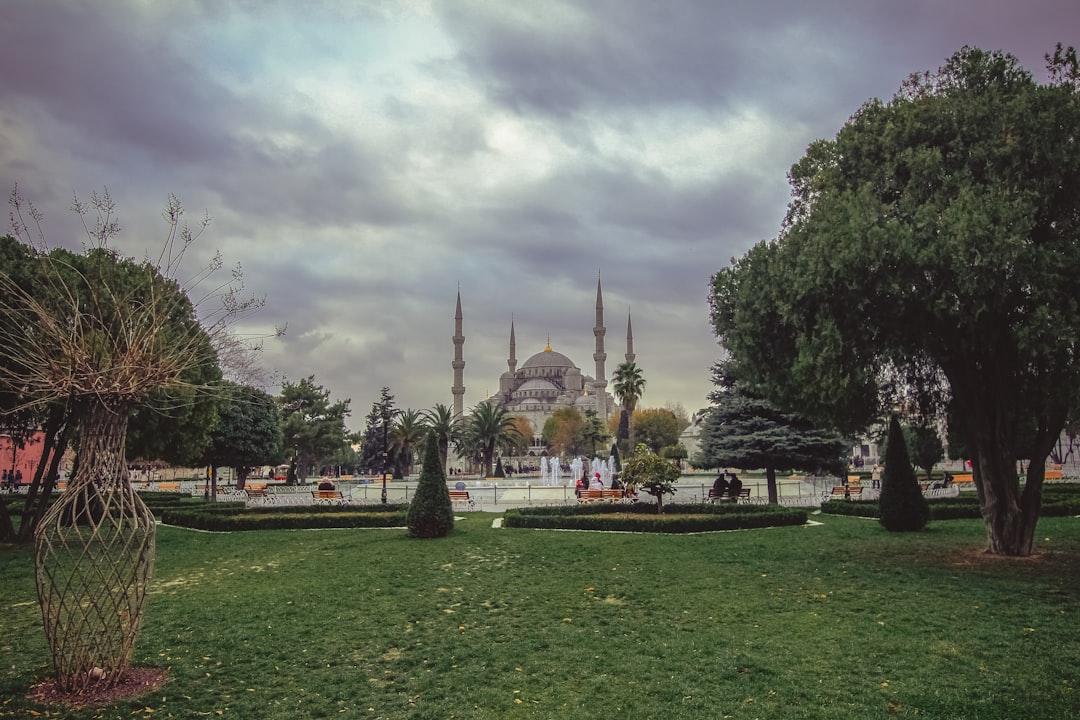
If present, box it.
[452,277,634,450]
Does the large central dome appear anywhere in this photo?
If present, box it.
[520,348,575,370]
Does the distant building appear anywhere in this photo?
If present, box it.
[453,276,635,450]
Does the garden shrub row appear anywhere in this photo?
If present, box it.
[160,503,410,532]
[819,488,1080,520]
[503,503,807,533]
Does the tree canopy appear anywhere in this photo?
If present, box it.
[203,382,283,489]
[278,375,350,482]
[709,46,1080,555]
[696,369,847,503]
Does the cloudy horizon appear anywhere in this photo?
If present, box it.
[2,1,1076,430]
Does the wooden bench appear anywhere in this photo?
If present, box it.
[577,488,627,503]
[158,482,181,491]
[828,485,863,500]
[707,487,751,503]
[245,485,271,502]
[311,489,345,504]
[449,490,475,509]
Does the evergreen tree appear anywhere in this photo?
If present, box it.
[360,387,396,474]
[407,433,454,539]
[494,457,505,478]
[610,442,621,472]
[879,416,930,532]
[696,366,847,503]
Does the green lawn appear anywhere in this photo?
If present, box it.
[2,513,1079,719]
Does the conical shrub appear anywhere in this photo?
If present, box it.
[879,415,930,532]
[407,433,454,538]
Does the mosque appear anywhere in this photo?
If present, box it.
[452,277,635,450]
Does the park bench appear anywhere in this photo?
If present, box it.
[707,487,751,503]
[449,490,475,509]
[311,489,345,504]
[158,482,180,491]
[245,484,271,502]
[828,485,862,500]
[577,488,626,503]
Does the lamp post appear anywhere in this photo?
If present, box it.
[380,405,390,505]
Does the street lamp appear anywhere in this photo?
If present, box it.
[380,406,390,504]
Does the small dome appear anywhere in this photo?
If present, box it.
[516,378,559,393]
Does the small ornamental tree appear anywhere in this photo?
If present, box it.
[610,442,621,472]
[407,433,454,539]
[621,444,680,514]
[879,416,930,532]
[494,457,505,478]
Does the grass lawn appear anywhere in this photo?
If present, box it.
[2,512,1079,719]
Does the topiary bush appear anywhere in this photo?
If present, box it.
[879,416,930,531]
[406,433,454,538]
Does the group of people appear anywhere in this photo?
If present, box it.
[574,470,634,498]
[711,472,742,500]
[1,468,22,490]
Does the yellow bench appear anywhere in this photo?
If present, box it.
[311,489,345,504]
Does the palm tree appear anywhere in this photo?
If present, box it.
[464,402,521,478]
[390,409,426,477]
[612,361,646,455]
[422,403,460,473]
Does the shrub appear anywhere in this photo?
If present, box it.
[159,501,409,531]
[406,433,454,538]
[879,416,929,531]
[503,503,807,532]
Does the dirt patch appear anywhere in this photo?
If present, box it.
[26,667,169,709]
[948,547,1047,566]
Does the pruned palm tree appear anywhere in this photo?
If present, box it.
[390,409,426,477]
[422,403,460,473]
[612,361,647,455]
[465,402,521,478]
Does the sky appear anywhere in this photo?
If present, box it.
[1,0,1076,431]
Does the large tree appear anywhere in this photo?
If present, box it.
[278,375,350,483]
[460,402,521,478]
[422,403,460,474]
[632,408,682,455]
[696,371,847,504]
[542,407,586,458]
[390,409,426,478]
[0,190,223,690]
[611,361,646,455]
[360,387,396,476]
[203,382,283,492]
[710,46,1080,555]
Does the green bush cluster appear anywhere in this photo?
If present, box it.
[819,487,1080,521]
[503,503,806,532]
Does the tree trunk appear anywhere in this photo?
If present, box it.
[965,400,1062,557]
[765,466,778,504]
[16,405,70,543]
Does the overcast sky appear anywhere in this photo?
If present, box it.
[1,1,1075,430]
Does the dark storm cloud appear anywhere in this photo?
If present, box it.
[0,2,236,166]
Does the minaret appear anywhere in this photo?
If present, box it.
[592,273,608,423]
[625,309,635,364]
[452,290,465,417]
[508,316,517,374]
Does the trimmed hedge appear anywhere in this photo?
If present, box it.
[160,503,410,532]
[503,503,807,533]
[818,488,1080,521]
